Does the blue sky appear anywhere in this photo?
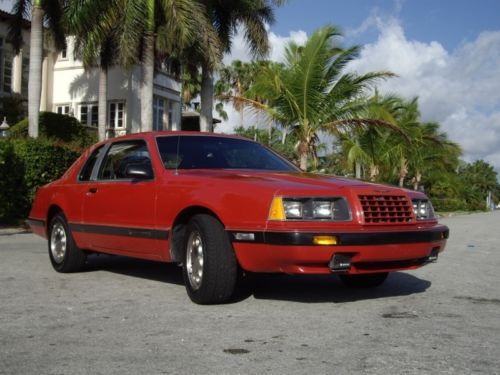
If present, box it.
[271,0,500,51]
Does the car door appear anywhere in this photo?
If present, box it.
[81,139,163,258]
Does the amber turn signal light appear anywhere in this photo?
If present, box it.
[313,235,338,245]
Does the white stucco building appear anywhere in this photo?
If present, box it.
[0,10,182,136]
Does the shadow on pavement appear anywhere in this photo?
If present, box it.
[84,254,184,286]
[237,272,431,303]
[81,254,431,303]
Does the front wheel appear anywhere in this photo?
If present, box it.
[339,272,389,288]
[48,213,86,273]
[182,214,238,304]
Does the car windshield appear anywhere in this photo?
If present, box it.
[156,135,299,171]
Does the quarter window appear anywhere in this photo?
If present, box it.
[78,145,106,181]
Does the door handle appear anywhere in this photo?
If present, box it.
[87,187,98,194]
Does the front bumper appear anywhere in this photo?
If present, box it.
[229,225,449,274]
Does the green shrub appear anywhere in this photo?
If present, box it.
[0,140,25,224]
[0,138,80,224]
[431,198,467,212]
[0,94,26,125]
[9,111,97,149]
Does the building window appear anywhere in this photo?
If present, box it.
[168,101,173,128]
[0,37,12,94]
[79,103,98,127]
[59,47,67,61]
[21,56,29,96]
[3,54,12,93]
[109,101,125,128]
[56,105,71,115]
[153,96,165,131]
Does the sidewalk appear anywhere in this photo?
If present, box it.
[0,226,31,236]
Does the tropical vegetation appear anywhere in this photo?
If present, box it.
[4,1,498,214]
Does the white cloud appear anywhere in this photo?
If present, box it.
[221,17,500,177]
[347,17,500,175]
[223,27,307,65]
[220,27,307,132]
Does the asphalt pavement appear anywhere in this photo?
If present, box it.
[1,211,499,374]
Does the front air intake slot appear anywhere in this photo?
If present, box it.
[359,194,414,225]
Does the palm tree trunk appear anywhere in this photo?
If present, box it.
[413,171,422,191]
[98,67,107,140]
[141,32,154,132]
[398,158,408,187]
[355,162,362,179]
[298,141,308,171]
[200,65,214,132]
[299,152,308,171]
[369,164,379,181]
[28,4,44,138]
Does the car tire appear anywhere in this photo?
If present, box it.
[182,214,238,304]
[339,272,389,288]
[48,213,86,273]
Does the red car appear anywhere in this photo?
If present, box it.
[27,132,449,304]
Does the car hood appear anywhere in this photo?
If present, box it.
[176,169,408,195]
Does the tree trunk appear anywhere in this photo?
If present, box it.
[369,164,379,181]
[413,171,422,190]
[299,152,308,171]
[141,32,155,132]
[355,162,362,179]
[298,141,309,171]
[398,158,408,187]
[98,67,107,141]
[200,65,214,132]
[281,126,287,144]
[28,5,44,138]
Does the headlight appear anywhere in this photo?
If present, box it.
[269,197,351,221]
[412,199,435,220]
[283,201,303,219]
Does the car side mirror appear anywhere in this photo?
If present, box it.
[125,163,154,180]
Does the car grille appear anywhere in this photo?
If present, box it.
[358,194,414,224]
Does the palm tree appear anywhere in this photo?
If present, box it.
[409,122,461,190]
[215,59,260,127]
[65,0,120,141]
[9,0,66,138]
[197,0,285,132]
[241,26,394,170]
[107,0,219,132]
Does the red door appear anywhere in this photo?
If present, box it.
[80,140,166,259]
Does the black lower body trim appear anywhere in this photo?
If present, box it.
[70,223,169,240]
[229,227,449,246]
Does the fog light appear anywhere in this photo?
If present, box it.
[428,247,439,262]
[329,253,352,272]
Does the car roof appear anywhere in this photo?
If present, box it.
[99,131,251,145]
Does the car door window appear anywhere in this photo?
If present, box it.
[98,140,153,180]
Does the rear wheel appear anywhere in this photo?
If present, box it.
[48,213,86,273]
[182,214,238,304]
[339,272,389,288]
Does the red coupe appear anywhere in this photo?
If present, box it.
[27,132,449,304]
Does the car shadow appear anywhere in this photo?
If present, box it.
[240,272,431,303]
[82,254,431,303]
[84,254,185,286]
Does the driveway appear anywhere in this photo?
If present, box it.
[1,212,499,374]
